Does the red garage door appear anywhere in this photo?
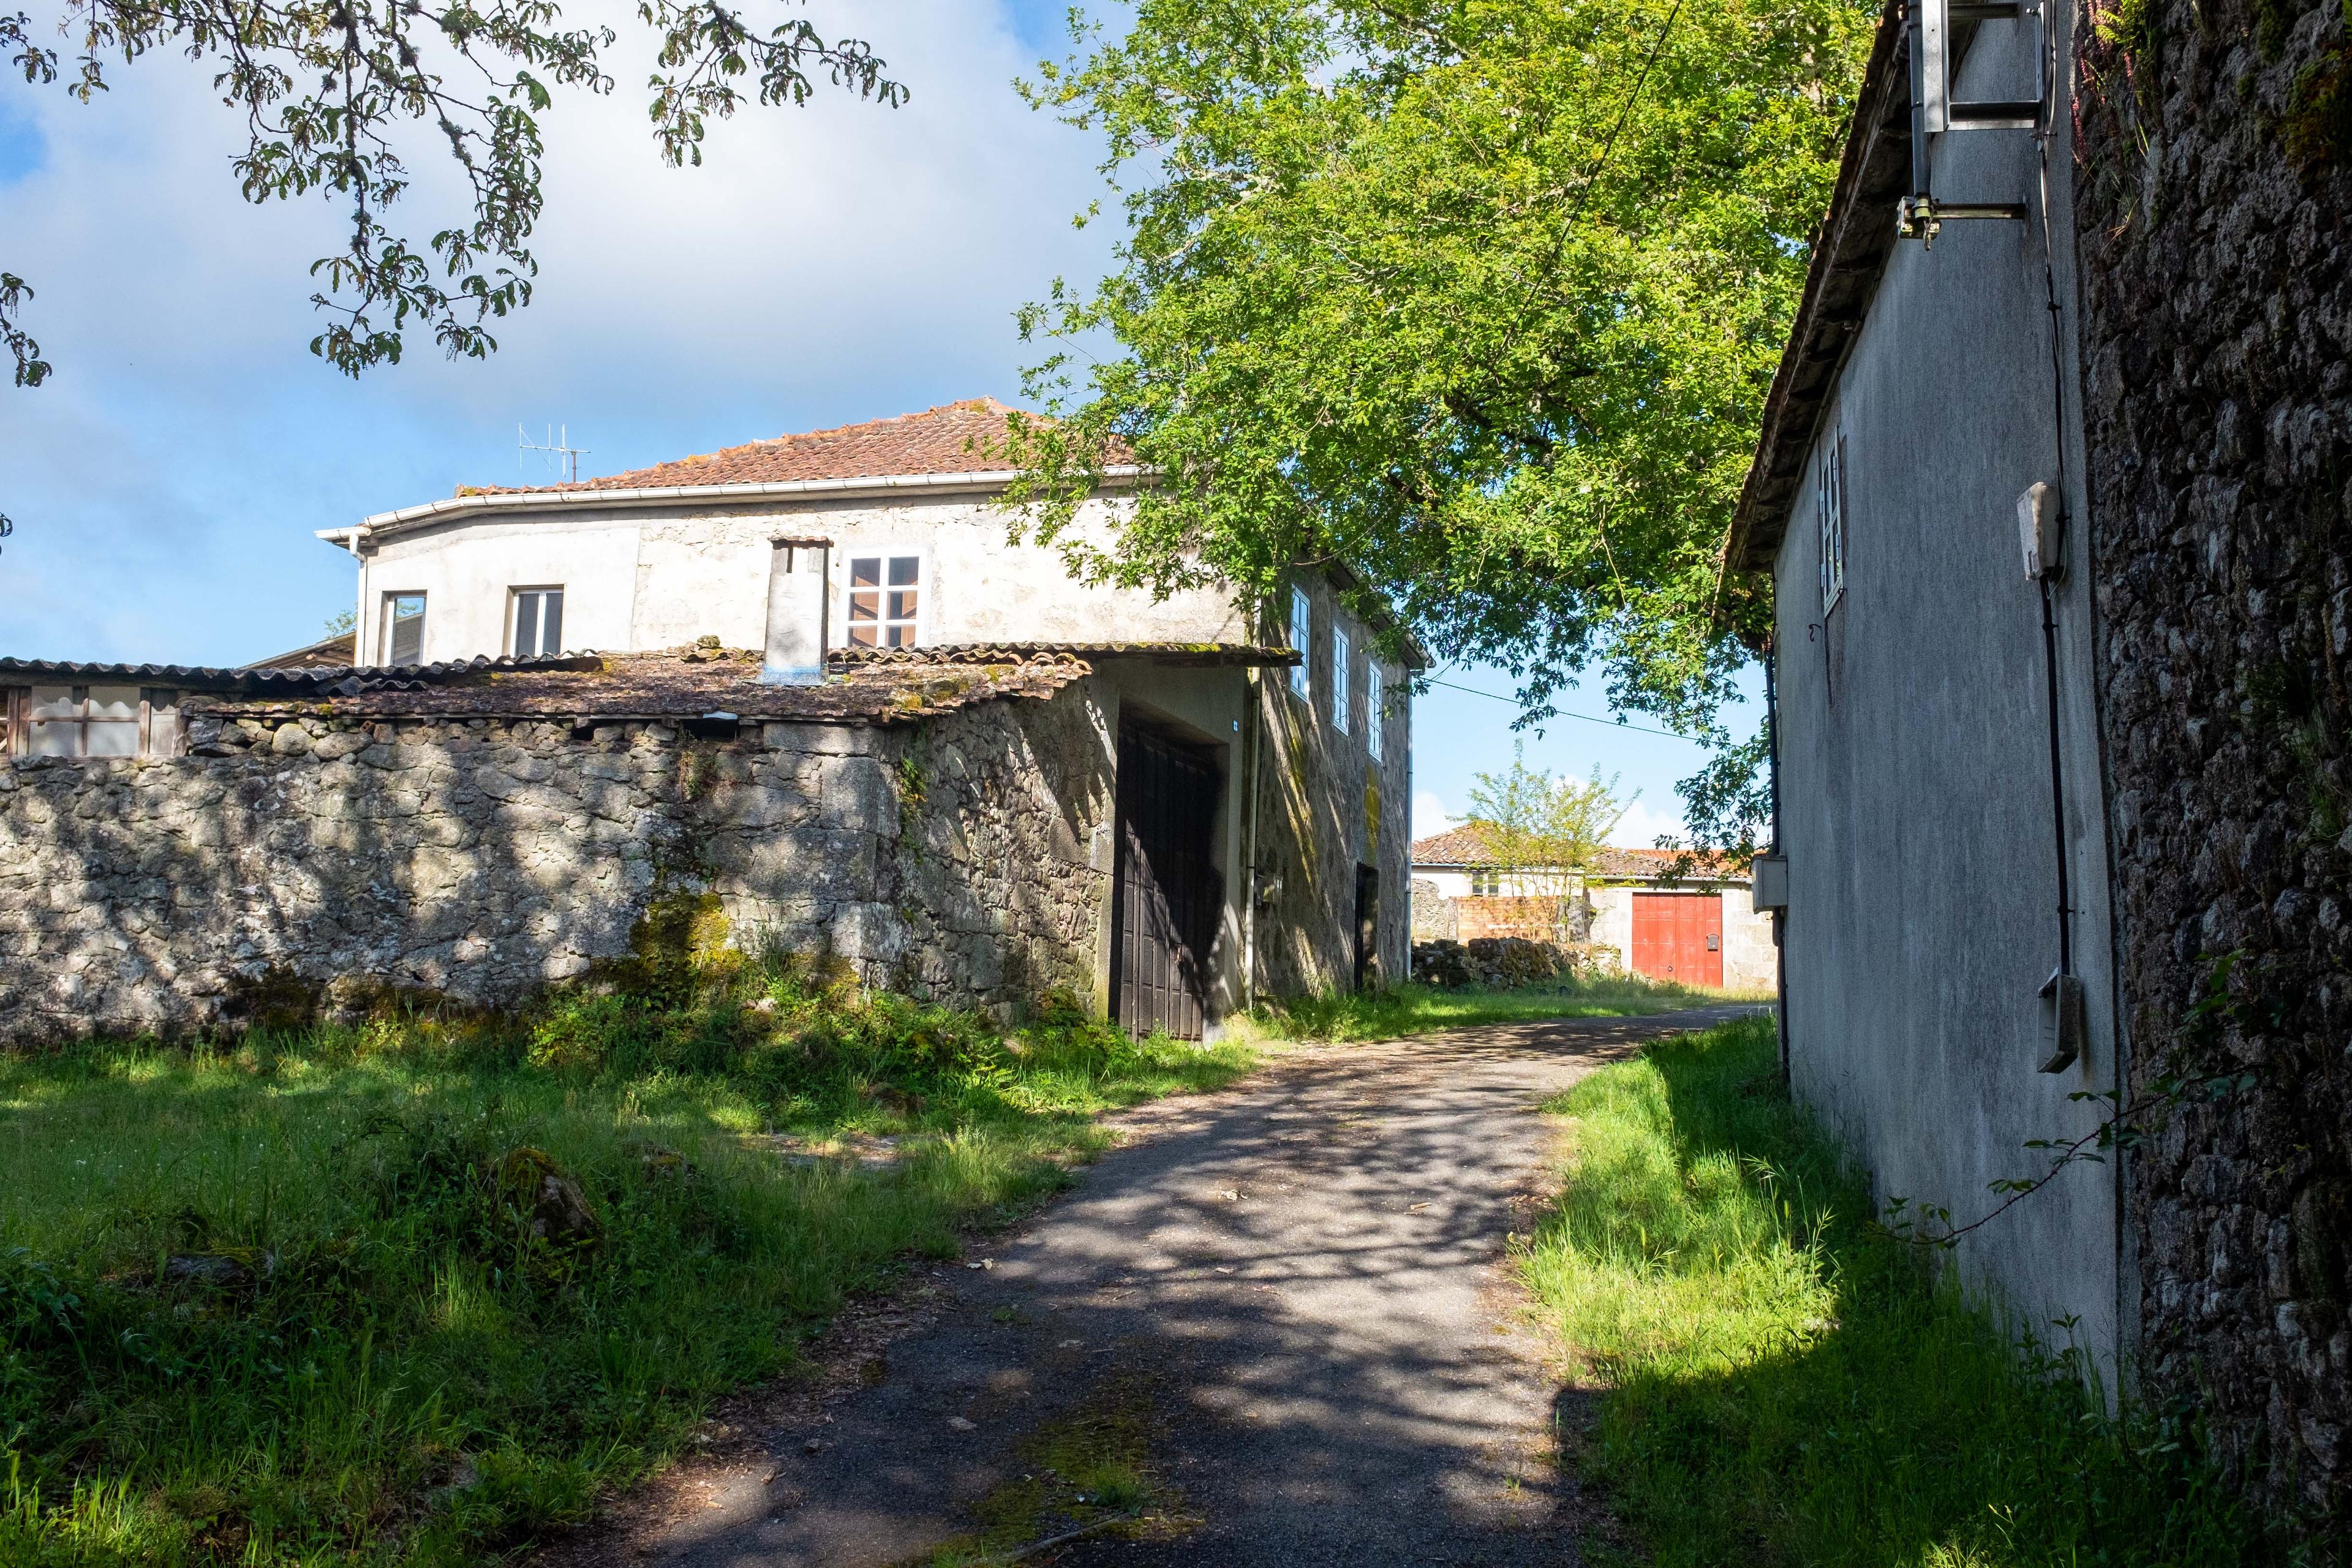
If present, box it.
[1630,893,1723,988]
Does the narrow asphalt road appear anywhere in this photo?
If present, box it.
[634,1006,1757,1568]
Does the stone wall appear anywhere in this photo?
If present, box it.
[0,682,1117,1041]
[1250,571,1414,995]
[2075,0,2352,1507]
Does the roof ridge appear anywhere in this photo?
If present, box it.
[466,398,1027,499]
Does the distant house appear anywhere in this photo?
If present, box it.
[1,400,1421,1046]
[1409,827,1772,991]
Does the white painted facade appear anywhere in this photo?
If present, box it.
[327,485,1244,665]
[317,454,1418,1030]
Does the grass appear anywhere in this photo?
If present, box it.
[918,1369,1183,1566]
[1235,973,1754,1045]
[0,959,1253,1567]
[1521,1014,2308,1567]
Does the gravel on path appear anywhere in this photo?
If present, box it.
[612,1005,1760,1568]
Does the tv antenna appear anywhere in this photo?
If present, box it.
[519,423,589,484]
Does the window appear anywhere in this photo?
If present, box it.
[1332,625,1352,734]
[510,587,565,657]
[1471,869,1501,897]
[382,592,426,665]
[1366,662,1384,757]
[1818,426,1846,613]
[1289,585,1312,699]
[846,554,922,648]
[13,685,180,758]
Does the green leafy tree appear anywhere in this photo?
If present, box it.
[1,0,903,387]
[1464,747,1629,939]
[1000,0,1869,842]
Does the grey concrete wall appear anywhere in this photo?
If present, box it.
[1252,574,1413,996]
[0,684,1118,1041]
[1771,9,2124,1363]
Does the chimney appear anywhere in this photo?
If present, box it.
[761,536,831,685]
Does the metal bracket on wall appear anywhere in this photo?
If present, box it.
[1899,0,2046,243]
[2037,968,2086,1073]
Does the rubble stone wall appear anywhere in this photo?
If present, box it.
[0,682,1117,1041]
[2073,0,2352,1507]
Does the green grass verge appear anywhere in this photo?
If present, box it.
[0,963,1253,1566]
[1238,974,1752,1044]
[1523,1014,2299,1567]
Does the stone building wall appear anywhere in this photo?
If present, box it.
[2074,0,2352,1506]
[1250,573,1414,996]
[0,681,1117,1042]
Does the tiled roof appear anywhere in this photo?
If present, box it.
[0,652,592,693]
[471,398,1074,497]
[1409,827,1742,881]
[241,632,359,671]
[834,642,1297,668]
[197,645,1100,727]
[1409,827,1494,867]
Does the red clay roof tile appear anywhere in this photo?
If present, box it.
[473,399,1064,497]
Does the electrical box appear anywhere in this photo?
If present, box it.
[1751,853,1789,913]
[2037,968,2085,1073]
[2018,481,2062,581]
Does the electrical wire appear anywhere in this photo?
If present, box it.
[1564,0,1689,233]
[1424,677,1698,741]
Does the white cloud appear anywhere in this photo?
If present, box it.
[0,1,1120,662]
[1610,799,1691,850]
[1411,790,1456,841]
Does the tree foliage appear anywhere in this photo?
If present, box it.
[1,0,903,385]
[1464,745,1629,934]
[1001,0,1871,831]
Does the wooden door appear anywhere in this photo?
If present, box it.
[1112,725,1223,1041]
[1630,893,1724,987]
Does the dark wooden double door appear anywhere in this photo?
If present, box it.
[1112,723,1223,1041]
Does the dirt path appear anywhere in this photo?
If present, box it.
[596,1006,1757,1567]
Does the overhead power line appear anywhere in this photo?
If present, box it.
[1565,0,1689,232]
[1425,677,1697,742]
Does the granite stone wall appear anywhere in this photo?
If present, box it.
[2075,0,2352,1507]
[0,681,1117,1042]
[1250,573,1413,997]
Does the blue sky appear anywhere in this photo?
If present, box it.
[0,0,1757,844]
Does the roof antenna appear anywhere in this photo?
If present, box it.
[519,423,589,484]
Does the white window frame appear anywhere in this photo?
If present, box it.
[1818,422,1846,615]
[380,591,428,666]
[508,586,566,658]
[1332,624,1352,734]
[1289,585,1313,700]
[1365,662,1384,758]
[841,548,928,650]
[1471,869,1501,898]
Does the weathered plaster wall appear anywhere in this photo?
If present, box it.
[2074,0,2352,1504]
[1772,12,2125,1366]
[1253,576,1412,995]
[356,496,1245,663]
[0,684,1118,1041]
